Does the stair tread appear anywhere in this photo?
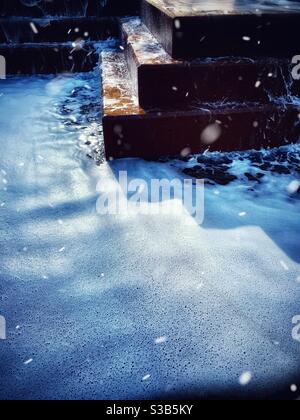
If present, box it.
[102,50,300,160]
[0,39,117,49]
[122,18,296,109]
[102,50,297,116]
[0,41,100,47]
[0,41,112,74]
[0,0,139,17]
[0,17,113,21]
[0,16,119,43]
[146,0,300,17]
[122,17,291,67]
[122,18,176,66]
[142,0,300,59]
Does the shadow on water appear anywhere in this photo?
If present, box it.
[107,153,300,265]
[0,27,299,398]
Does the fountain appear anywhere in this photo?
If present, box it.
[0,315,6,340]
[1,0,300,158]
[101,0,300,159]
[0,54,5,79]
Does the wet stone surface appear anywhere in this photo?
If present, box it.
[142,0,300,59]
[1,73,300,400]
[54,70,105,163]
[0,0,140,18]
[183,165,238,186]
[146,0,300,16]
[181,147,300,192]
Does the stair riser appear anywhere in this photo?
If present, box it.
[0,45,98,74]
[122,18,300,110]
[142,0,300,60]
[103,107,300,160]
[137,64,296,109]
[1,0,140,18]
[126,50,296,109]
[0,18,119,43]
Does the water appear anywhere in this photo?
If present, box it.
[0,0,300,398]
[0,70,299,399]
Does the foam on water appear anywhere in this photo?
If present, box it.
[0,66,300,399]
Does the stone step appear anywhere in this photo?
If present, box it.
[101,51,300,160]
[0,42,102,74]
[141,0,300,59]
[122,18,298,110]
[0,17,119,43]
[0,0,140,18]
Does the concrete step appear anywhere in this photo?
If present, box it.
[141,0,300,59]
[0,17,119,43]
[122,18,297,110]
[0,42,101,74]
[101,51,300,160]
[0,0,140,18]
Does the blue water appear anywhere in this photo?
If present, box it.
[0,72,299,399]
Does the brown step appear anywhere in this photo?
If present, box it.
[141,0,300,60]
[102,51,300,160]
[122,18,295,110]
